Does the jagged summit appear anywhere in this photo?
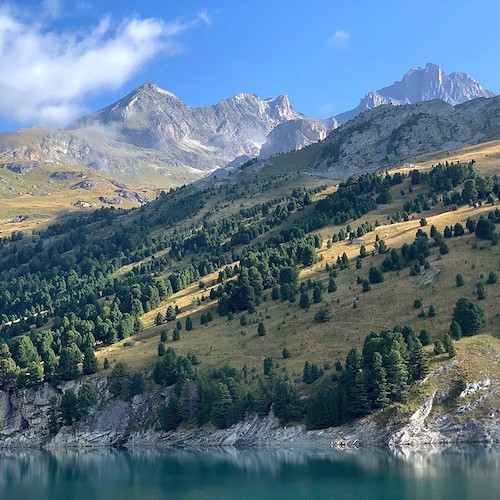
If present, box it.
[0,64,495,180]
[335,63,495,126]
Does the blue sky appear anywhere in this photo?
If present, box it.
[0,0,499,131]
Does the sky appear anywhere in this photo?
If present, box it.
[0,0,499,131]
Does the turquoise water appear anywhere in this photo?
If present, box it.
[0,446,498,499]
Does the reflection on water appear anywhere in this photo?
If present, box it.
[0,446,498,499]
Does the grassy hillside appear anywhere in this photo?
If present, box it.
[1,148,499,431]
[96,175,500,382]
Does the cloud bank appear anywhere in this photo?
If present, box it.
[0,7,208,126]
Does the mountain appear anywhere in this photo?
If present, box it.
[0,64,494,182]
[0,84,302,183]
[334,63,495,125]
[311,95,500,177]
[259,63,495,159]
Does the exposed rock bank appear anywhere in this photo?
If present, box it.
[1,373,498,449]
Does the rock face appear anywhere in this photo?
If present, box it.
[1,361,498,449]
[259,63,494,159]
[312,95,500,178]
[334,63,495,126]
[0,64,493,180]
[259,119,328,158]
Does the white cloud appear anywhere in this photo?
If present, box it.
[327,29,351,46]
[0,7,209,126]
[198,10,211,26]
[41,0,63,18]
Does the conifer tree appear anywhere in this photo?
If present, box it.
[450,321,462,340]
[274,376,302,424]
[83,347,98,375]
[211,383,233,429]
[348,368,371,417]
[257,322,266,337]
[327,277,337,293]
[159,395,183,431]
[185,315,193,331]
[312,286,323,303]
[370,352,390,409]
[299,291,310,309]
[443,333,456,358]
[409,339,430,382]
[386,348,409,402]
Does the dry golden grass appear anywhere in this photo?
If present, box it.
[0,163,159,237]
[96,193,500,385]
[397,138,500,177]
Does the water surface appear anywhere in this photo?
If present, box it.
[0,446,498,499]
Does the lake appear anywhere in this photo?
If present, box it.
[0,446,498,499]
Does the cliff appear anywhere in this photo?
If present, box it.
[1,359,499,449]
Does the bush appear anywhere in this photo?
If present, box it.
[257,322,266,337]
[455,274,465,287]
[368,266,384,284]
[452,298,485,336]
[486,272,497,284]
[158,343,166,357]
[314,307,331,323]
[418,329,430,346]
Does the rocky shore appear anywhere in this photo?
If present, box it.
[0,374,498,450]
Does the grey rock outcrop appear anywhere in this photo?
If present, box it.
[312,95,500,178]
[334,63,495,126]
[0,64,493,181]
[259,63,494,159]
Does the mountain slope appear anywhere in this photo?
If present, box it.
[0,64,493,177]
[0,84,302,182]
[255,95,500,179]
[334,63,495,125]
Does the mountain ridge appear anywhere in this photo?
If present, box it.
[0,63,495,184]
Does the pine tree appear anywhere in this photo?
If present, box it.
[418,329,430,346]
[452,298,485,336]
[158,342,166,356]
[165,305,176,322]
[155,313,164,326]
[443,333,456,358]
[25,361,44,387]
[347,368,371,417]
[59,389,78,425]
[409,339,430,382]
[450,321,462,340]
[274,377,302,424]
[159,395,183,431]
[103,358,110,370]
[312,286,323,303]
[386,348,409,402]
[327,278,337,293]
[77,382,98,418]
[299,291,310,309]
[173,328,181,341]
[58,345,82,381]
[185,315,193,331]
[257,322,266,337]
[83,347,98,375]
[370,352,390,409]
[211,383,233,429]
